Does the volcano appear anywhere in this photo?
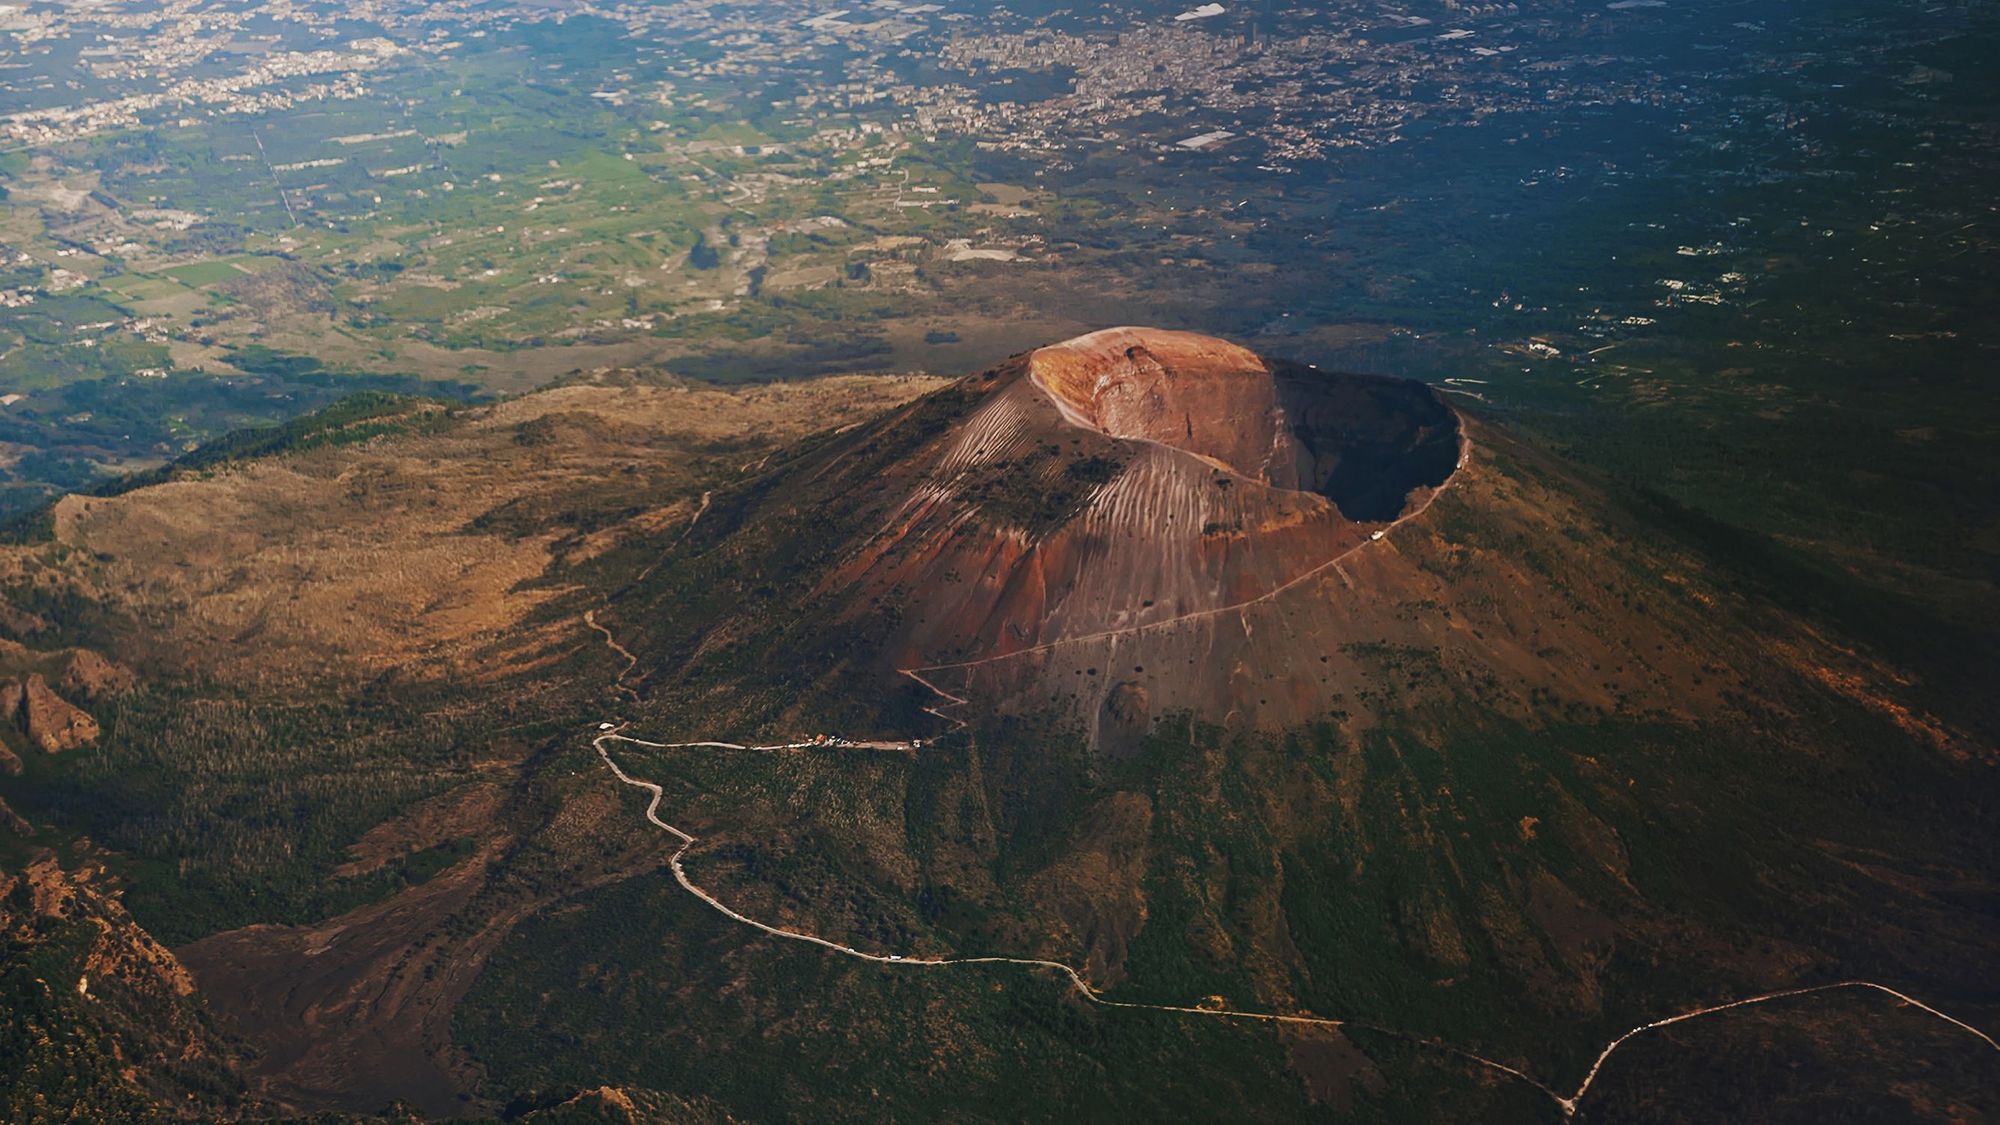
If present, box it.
[821,327,1489,742]
[1024,328,1460,520]
[583,329,1992,1119]
[613,328,1796,748]
[10,329,1986,1123]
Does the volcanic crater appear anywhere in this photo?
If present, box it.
[1026,328,1462,522]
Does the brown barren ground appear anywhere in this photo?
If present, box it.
[0,370,945,1114]
[1,374,944,695]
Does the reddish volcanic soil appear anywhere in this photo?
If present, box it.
[621,326,1773,748]
[833,330,1427,666]
[813,328,1520,740]
[1028,329,1301,483]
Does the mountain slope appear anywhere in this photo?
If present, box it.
[0,856,257,1120]
[601,328,1881,748]
[0,338,1988,1121]
[546,329,1995,1116]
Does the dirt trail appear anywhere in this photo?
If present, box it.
[583,610,637,688]
[911,427,1472,681]
[634,490,712,585]
[893,426,1473,730]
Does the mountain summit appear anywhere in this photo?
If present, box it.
[1026,327,1459,517]
[834,327,1461,704]
[612,329,1767,746]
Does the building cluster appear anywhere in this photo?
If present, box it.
[3,0,1687,171]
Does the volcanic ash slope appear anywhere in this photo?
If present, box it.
[614,327,1777,747]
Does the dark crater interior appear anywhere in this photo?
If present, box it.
[1271,362,1463,522]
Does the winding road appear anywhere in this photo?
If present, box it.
[591,726,1996,1118]
[592,727,1559,1106]
[582,421,1995,1118]
[893,431,1475,733]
